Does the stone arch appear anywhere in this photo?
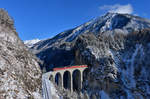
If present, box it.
[63,71,71,90]
[72,69,81,91]
[49,75,54,82]
[55,72,62,87]
[82,68,89,90]
[83,68,89,81]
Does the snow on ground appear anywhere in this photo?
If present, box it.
[42,72,59,99]
[122,44,143,88]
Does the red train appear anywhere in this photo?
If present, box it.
[53,65,88,71]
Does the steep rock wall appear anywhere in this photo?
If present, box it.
[74,30,150,98]
[0,9,42,99]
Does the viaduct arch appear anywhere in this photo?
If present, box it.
[55,72,62,87]
[63,71,71,90]
[73,69,81,91]
[49,65,88,92]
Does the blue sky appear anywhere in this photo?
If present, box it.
[0,0,150,41]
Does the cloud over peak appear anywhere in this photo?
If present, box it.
[100,4,133,14]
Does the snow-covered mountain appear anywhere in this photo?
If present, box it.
[31,12,150,68]
[30,13,150,98]
[24,39,40,48]
[31,13,150,53]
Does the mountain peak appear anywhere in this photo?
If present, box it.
[63,12,150,42]
[91,12,150,32]
[24,39,41,48]
[31,13,150,54]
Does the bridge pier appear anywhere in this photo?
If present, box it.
[81,71,83,90]
[61,73,63,89]
[70,72,73,92]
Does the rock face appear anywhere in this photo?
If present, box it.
[0,9,42,99]
[75,30,150,98]
[31,13,150,98]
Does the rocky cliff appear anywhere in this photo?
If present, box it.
[75,30,150,98]
[31,13,150,98]
[0,9,42,99]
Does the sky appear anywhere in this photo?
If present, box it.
[0,0,150,41]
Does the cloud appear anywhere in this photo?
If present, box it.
[99,4,133,14]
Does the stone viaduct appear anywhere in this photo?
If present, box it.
[49,65,88,92]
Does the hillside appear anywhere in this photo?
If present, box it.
[30,13,150,98]
[31,13,150,71]
[0,9,42,99]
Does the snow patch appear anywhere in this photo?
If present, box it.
[24,39,40,48]
[87,46,101,59]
